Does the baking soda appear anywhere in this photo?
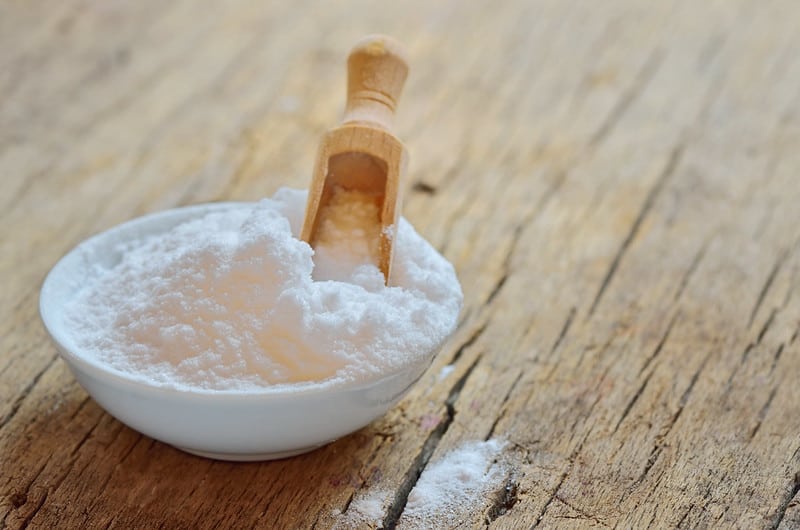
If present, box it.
[399,439,506,528]
[312,186,382,282]
[332,490,389,529]
[61,188,462,392]
[332,439,506,529]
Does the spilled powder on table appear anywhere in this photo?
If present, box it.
[332,489,390,529]
[399,439,506,528]
[332,439,506,529]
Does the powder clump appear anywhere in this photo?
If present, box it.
[330,439,507,529]
[398,439,506,528]
[62,188,462,392]
[332,490,389,529]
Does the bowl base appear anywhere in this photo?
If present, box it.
[175,444,325,461]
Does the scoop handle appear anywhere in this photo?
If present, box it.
[342,34,409,131]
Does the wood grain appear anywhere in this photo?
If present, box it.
[2,0,800,528]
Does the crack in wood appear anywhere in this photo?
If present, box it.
[673,239,711,303]
[336,436,392,518]
[485,221,528,306]
[485,164,568,306]
[749,384,779,440]
[531,429,593,529]
[17,489,48,530]
[485,474,519,524]
[531,469,570,529]
[447,319,489,366]
[725,344,754,391]
[769,343,785,375]
[575,334,616,371]
[714,505,730,523]
[758,309,777,344]
[100,514,117,530]
[639,311,680,377]
[550,307,576,356]
[726,307,779,388]
[22,420,129,529]
[381,356,482,529]
[0,291,39,352]
[588,49,664,148]
[738,343,756,369]
[770,471,800,530]
[676,506,692,528]
[635,352,711,487]
[0,460,48,528]
[749,250,788,327]
[411,181,437,195]
[567,376,607,439]
[587,144,684,318]
[67,395,92,421]
[68,415,105,457]
[613,369,655,436]
[84,431,145,512]
[0,354,58,430]
[308,510,322,530]
[486,370,524,440]
[551,497,611,528]
[485,271,510,306]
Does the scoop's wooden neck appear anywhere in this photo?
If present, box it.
[341,35,409,131]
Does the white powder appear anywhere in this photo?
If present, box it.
[332,490,389,529]
[437,364,455,381]
[61,188,462,392]
[312,186,382,282]
[331,440,506,529]
[398,439,506,529]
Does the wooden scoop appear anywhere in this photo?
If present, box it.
[300,35,409,283]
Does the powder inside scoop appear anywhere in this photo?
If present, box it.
[312,186,383,282]
[61,188,462,392]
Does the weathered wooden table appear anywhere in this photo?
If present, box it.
[2,1,800,528]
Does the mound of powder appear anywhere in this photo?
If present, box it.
[398,439,506,528]
[330,439,506,529]
[332,490,389,529]
[61,188,462,392]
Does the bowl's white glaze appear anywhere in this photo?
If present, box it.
[39,203,438,461]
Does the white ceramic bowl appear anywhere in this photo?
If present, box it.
[40,203,438,461]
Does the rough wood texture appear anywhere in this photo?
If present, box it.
[2,1,800,528]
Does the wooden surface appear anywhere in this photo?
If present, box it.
[2,1,800,528]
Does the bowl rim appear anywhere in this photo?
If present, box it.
[39,201,443,400]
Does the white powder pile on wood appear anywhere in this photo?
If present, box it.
[332,439,505,529]
[61,188,462,392]
[312,186,382,282]
[332,490,389,529]
[399,439,506,528]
